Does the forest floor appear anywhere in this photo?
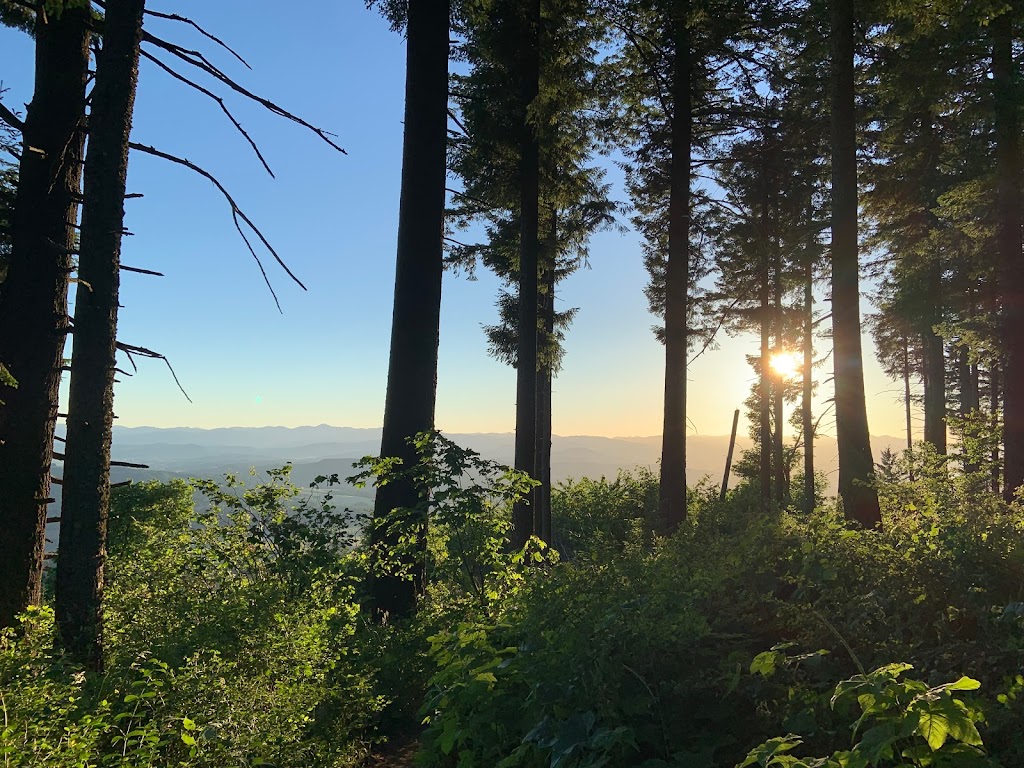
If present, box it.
[364,736,420,767]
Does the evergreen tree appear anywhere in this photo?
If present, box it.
[447,0,613,544]
[56,0,147,670]
[828,0,881,527]
[369,0,450,618]
[0,0,90,629]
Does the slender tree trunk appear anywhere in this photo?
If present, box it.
[903,337,912,453]
[771,185,785,505]
[369,0,449,617]
[993,11,1024,499]
[512,0,541,548]
[658,0,692,532]
[902,334,915,481]
[534,211,556,544]
[829,0,881,527]
[0,5,89,629]
[921,264,942,450]
[55,0,146,670]
[759,273,772,509]
[991,363,1001,494]
[803,257,815,513]
[758,162,772,510]
[721,408,740,501]
[961,347,980,474]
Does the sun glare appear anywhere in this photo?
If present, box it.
[769,351,801,380]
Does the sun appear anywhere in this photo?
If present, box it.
[769,350,801,380]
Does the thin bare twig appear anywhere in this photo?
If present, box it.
[142,30,347,155]
[143,8,253,70]
[140,49,274,176]
[116,341,193,402]
[121,264,164,276]
[128,142,305,309]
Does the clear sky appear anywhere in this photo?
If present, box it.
[0,1,912,440]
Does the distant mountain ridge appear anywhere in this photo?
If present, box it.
[101,424,908,494]
[44,424,908,550]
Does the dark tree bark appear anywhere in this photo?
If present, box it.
[55,0,146,670]
[803,256,815,513]
[829,0,881,527]
[0,4,89,629]
[534,213,556,544]
[512,0,541,548]
[369,0,449,618]
[902,337,912,453]
[658,0,692,531]
[921,324,946,453]
[759,268,772,509]
[757,161,772,509]
[991,364,1001,494]
[771,191,785,505]
[994,10,1023,499]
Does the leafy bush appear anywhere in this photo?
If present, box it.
[740,663,994,767]
[3,470,385,767]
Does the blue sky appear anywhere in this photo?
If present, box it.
[0,0,909,439]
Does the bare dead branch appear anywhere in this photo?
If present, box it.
[143,8,253,70]
[110,459,149,469]
[121,264,164,276]
[128,142,306,306]
[0,100,25,132]
[116,340,193,402]
[231,209,281,312]
[142,31,347,155]
[140,49,274,176]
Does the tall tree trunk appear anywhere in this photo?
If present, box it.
[771,184,785,505]
[921,260,946,453]
[0,4,89,629]
[991,363,1001,494]
[369,0,449,618]
[55,0,146,670]
[803,256,815,513]
[534,211,556,544]
[993,11,1024,499]
[658,0,692,532]
[759,270,772,509]
[758,161,772,510]
[829,0,881,527]
[903,336,912,452]
[902,334,915,481]
[512,0,541,548]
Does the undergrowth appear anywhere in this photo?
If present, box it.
[2,436,1023,766]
